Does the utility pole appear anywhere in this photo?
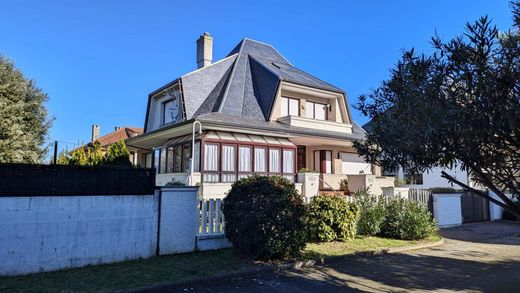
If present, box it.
[53,141,58,164]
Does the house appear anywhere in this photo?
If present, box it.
[126,33,395,198]
[88,125,144,165]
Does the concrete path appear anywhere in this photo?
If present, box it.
[167,221,520,292]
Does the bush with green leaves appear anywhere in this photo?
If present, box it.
[305,195,360,242]
[223,175,307,260]
[356,190,386,236]
[379,198,438,240]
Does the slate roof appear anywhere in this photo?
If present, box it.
[148,37,366,139]
[180,38,344,121]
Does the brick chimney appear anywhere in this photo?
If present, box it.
[196,32,213,68]
[91,125,100,142]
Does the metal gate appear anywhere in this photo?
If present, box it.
[461,191,490,223]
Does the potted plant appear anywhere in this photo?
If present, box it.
[340,178,350,195]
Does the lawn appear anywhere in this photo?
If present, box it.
[0,236,440,292]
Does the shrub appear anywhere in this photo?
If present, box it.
[356,191,386,236]
[222,175,307,260]
[305,195,360,242]
[380,198,438,240]
[164,179,186,187]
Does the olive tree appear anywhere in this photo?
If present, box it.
[355,2,520,218]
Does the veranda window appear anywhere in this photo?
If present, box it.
[203,144,219,182]
[254,147,267,173]
[201,131,296,183]
[221,145,237,182]
[269,148,281,174]
[305,101,328,120]
[283,149,295,182]
[238,146,252,179]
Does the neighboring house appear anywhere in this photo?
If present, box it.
[127,33,394,197]
[88,125,144,165]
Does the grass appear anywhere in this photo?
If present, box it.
[0,235,441,292]
[302,235,441,260]
[0,249,253,293]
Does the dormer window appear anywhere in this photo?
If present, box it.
[305,101,328,120]
[162,98,179,125]
[280,97,299,117]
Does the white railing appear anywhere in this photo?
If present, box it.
[198,198,225,235]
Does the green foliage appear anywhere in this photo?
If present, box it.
[0,55,53,163]
[103,140,132,166]
[379,198,438,241]
[339,178,349,192]
[356,191,386,236]
[305,195,360,242]
[86,141,104,166]
[298,168,317,173]
[223,175,307,260]
[68,148,87,166]
[354,5,520,218]
[56,150,70,165]
[164,180,186,187]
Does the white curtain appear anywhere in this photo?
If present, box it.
[254,147,266,172]
[239,146,251,172]
[221,145,236,171]
[283,149,294,173]
[289,98,299,116]
[204,144,218,171]
[269,148,281,173]
[281,97,288,117]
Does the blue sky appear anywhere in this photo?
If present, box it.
[0,1,514,154]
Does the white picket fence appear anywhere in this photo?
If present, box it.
[199,198,225,235]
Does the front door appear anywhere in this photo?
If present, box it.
[314,150,332,174]
[297,146,306,172]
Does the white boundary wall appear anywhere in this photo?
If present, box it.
[0,194,159,276]
[433,193,462,227]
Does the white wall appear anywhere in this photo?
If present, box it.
[158,188,199,254]
[0,194,159,276]
[421,166,469,189]
[433,193,462,227]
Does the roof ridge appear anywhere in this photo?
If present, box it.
[217,40,245,113]
[242,38,292,65]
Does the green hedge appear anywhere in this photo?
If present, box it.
[222,175,307,260]
[305,195,360,242]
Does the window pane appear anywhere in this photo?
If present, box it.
[160,148,167,173]
[154,149,160,173]
[174,145,182,172]
[222,145,236,172]
[283,149,295,173]
[315,103,327,120]
[289,99,299,116]
[182,143,191,173]
[305,101,314,118]
[239,146,252,172]
[204,144,218,171]
[166,147,174,173]
[163,100,174,124]
[193,141,200,172]
[269,148,281,173]
[254,147,266,172]
[281,97,288,117]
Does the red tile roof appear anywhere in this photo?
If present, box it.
[95,127,143,148]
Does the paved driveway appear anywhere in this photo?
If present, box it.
[169,222,520,292]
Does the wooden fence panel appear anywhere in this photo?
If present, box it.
[408,188,434,216]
